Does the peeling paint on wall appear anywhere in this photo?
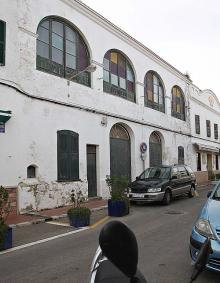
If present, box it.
[18,178,89,213]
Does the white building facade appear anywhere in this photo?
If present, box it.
[0,0,219,213]
[190,86,220,183]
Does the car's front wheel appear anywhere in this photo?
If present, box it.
[188,186,195,198]
[162,190,171,205]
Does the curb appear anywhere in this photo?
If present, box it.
[9,186,213,228]
[197,184,213,190]
[9,205,107,228]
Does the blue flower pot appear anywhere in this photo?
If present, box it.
[108,200,128,217]
[0,226,12,251]
[69,215,90,228]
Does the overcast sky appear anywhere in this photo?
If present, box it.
[81,0,220,99]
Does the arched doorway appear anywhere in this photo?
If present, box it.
[149,132,162,167]
[110,124,131,179]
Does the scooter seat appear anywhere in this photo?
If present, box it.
[94,259,130,283]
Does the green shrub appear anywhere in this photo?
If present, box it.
[0,223,8,244]
[67,185,91,219]
[215,173,220,180]
[106,176,129,201]
[0,186,11,245]
[67,207,91,218]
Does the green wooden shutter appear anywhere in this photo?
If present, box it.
[69,132,79,180]
[57,130,79,181]
[0,20,6,65]
[58,131,68,181]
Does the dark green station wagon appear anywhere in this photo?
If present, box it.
[128,165,197,205]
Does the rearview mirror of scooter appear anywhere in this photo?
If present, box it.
[99,220,138,280]
[190,237,211,282]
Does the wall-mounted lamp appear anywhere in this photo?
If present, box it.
[67,64,97,85]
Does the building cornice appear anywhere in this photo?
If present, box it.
[190,96,220,117]
[191,135,220,146]
[60,0,190,84]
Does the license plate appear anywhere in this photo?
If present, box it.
[132,193,145,198]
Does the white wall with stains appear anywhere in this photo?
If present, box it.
[0,0,219,212]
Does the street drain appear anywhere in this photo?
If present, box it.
[164,210,185,215]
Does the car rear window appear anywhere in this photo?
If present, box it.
[177,166,188,177]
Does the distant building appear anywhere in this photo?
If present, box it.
[190,87,220,183]
[0,0,219,213]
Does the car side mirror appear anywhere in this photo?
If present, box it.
[171,175,178,180]
[99,220,138,279]
[207,191,212,198]
[136,176,140,181]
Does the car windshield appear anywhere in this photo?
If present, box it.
[213,183,220,200]
[139,167,171,179]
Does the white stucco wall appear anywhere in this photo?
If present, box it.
[0,0,219,212]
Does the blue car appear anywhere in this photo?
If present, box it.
[190,181,220,272]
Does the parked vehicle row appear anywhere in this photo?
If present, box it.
[126,165,220,276]
[89,162,220,282]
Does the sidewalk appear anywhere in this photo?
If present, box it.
[6,198,108,227]
[6,183,212,227]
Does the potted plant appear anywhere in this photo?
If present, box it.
[67,188,91,228]
[0,185,12,251]
[106,176,130,217]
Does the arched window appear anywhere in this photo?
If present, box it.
[178,146,184,165]
[36,17,90,87]
[171,86,185,121]
[27,165,36,178]
[145,71,165,112]
[103,50,135,102]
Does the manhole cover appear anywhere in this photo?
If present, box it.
[165,210,185,215]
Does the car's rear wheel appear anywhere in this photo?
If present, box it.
[188,186,195,198]
[162,190,171,205]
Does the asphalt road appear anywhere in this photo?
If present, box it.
[0,186,219,283]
